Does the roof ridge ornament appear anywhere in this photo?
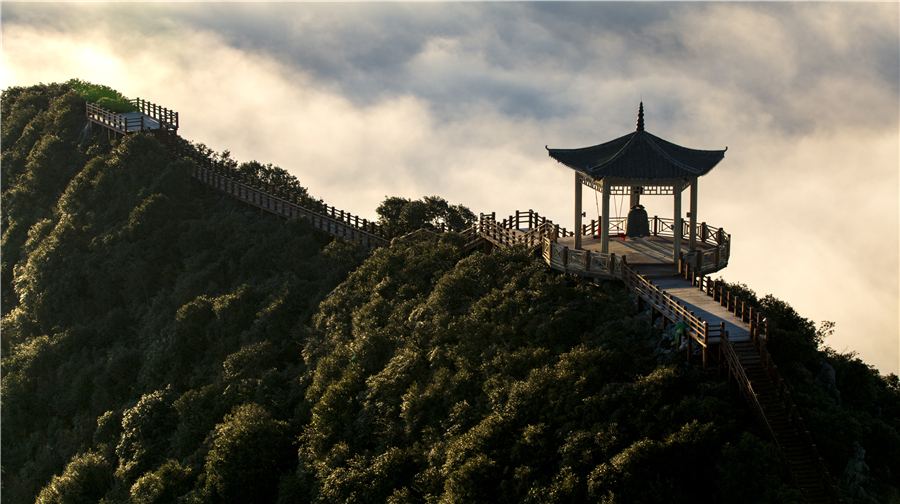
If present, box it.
[636,102,645,132]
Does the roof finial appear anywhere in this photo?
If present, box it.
[636,101,645,131]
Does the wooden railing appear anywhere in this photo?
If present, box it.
[86,98,179,135]
[679,263,768,346]
[86,103,143,134]
[167,138,390,250]
[543,238,625,278]
[480,210,573,240]
[476,211,563,251]
[130,98,178,130]
[579,216,730,275]
[582,216,627,238]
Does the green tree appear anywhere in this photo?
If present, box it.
[204,403,296,504]
[376,195,475,235]
[35,451,114,504]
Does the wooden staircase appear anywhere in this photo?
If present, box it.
[729,338,842,503]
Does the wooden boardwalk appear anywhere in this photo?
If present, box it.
[85,99,842,504]
[638,271,751,342]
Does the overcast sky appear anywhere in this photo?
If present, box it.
[2,2,898,375]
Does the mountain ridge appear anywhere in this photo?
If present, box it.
[2,81,898,504]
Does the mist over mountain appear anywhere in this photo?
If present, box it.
[2,82,898,504]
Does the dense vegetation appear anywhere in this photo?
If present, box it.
[67,79,137,113]
[2,82,898,504]
[376,196,476,235]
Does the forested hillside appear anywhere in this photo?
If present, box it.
[2,82,898,504]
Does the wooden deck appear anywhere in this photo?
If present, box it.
[119,112,162,132]
[638,271,751,342]
[556,234,718,266]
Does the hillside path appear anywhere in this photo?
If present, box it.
[635,269,751,342]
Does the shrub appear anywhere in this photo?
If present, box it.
[66,79,136,113]
[35,451,114,504]
[204,403,296,504]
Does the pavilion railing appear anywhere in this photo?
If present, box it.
[542,237,624,278]
[579,216,730,274]
[581,216,727,244]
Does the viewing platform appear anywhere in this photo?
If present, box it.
[543,216,731,280]
[86,98,178,140]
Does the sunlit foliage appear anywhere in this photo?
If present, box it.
[376,195,476,235]
[66,78,136,113]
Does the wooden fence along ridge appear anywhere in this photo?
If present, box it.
[86,99,841,504]
[168,138,391,249]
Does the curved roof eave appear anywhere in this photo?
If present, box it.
[547,130,726,181]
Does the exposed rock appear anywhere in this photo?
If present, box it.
[842,442,879,504]
[816,360,842,405]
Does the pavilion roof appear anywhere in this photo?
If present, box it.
[546,104,726,181]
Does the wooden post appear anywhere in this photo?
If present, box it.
[673,180,682,263]
[601,180,611,254]
[575,173,583,250]
[689,178,698,251]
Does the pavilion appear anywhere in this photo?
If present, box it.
[546,103,729,275]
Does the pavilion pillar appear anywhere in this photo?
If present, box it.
[689,178,698,250]
[600,180,611,254]
[673,181,682,263]
[575,173,583,250]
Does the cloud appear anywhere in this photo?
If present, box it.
[2,2,897,374]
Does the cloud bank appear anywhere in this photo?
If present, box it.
[2,2,898,374]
